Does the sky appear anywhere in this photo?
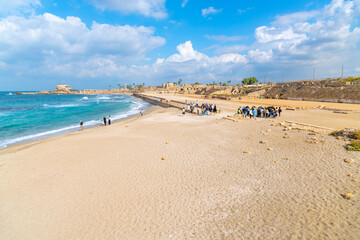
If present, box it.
[0,0,359,90]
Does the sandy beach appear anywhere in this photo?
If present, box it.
[0,96,359,239]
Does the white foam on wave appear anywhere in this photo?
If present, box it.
[95,95,111,100]
[0,98,150,149]
[42,104,79,108]
[0,124,78,148]
[7,92,13,95]
[111,100,149,121]
[82,96,89,101]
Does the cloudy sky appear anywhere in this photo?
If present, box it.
[0,0,359,90]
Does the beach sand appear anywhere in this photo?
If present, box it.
[0,97,359,239]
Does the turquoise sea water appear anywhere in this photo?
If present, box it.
[0,92,148,148]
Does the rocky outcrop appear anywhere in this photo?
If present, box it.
[263,78,360,102]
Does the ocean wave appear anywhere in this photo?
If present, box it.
[82,96,89,101]
[0,97,150,149]
[94,95,111,101]
[0,124,79,148]
[7,92,13,95]
[42,104,80,108]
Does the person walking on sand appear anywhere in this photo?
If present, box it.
[140,109,143,116]
[108,115,111,125]
[80,121,83,131]
[279,107,282,117]
[103,116,107,126]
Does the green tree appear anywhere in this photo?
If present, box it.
[219,81,222,86]
[242,77,258,85]
[227,80,231,85]
[194,82,200,85]
[178,78,183,86]
[222,83,227,86]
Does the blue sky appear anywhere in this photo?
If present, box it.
[0,0,359,90]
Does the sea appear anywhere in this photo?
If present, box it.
[0,92,149,148]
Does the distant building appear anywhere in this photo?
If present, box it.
[162,83,177,89]
[56,84,71,90]
[53,84,72,93]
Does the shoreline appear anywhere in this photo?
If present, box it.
[0,102,157,152]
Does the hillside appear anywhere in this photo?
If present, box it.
[263,78,360,103]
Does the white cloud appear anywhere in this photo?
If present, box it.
[0,13,165,75]
[255,26,308,43]
[0,0,41,15]
[213,45,248,55]
[2,0,360,89]
[202,7,222,17]
[181,0,189,8]
[237,7,254,15]
[272,10,320,26]
[89,0,167,19]
[204,34,246,42]
[166,41,207,62]
[248,49,273,63]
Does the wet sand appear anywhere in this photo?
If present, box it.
[0,98,359,239]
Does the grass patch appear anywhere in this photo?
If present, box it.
[347,140,360,151]
[350,130,360,140]
[331,130,341,136]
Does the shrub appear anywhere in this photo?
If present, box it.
[331,130,341,136]
[347,140,360,151]
[351,130,360,140]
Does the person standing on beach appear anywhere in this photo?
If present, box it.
[80,121,83,131]
[279,107,282,117]
[182,107,186,114]
[103,116,107,126]
[140,109,143,116]
[108,115,111,125]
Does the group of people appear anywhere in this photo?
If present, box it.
[101,115,111,126]
[238,106,282,119]
[187,101,218,115]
